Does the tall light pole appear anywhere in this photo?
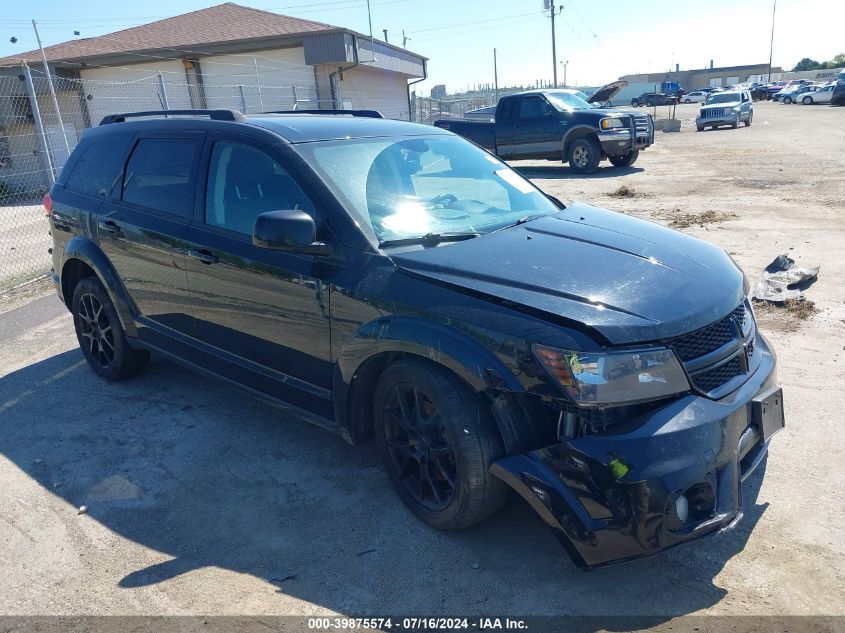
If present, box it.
[560,60,569,88]
[767,0,777,82]
[545,0,563,88]
[493,48,499,102]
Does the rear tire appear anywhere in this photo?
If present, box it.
[608,150,639,167]
[373,358,509,531]
[72,277,149,381]
[566,137,601,174]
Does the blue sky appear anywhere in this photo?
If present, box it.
[2,0,843,95]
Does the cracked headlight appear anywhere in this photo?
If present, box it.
[532,345,690,406]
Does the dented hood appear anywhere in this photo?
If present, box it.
[390,203,746,345]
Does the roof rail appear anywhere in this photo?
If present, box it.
[266,109,384,119]
[99,109,245,125]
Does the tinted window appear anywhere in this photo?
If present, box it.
[123,138,198,216]
[205,141,315,235]
[519,96,550,118]
[65,140,127,198]
[498,98,515,121]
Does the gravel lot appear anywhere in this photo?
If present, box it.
[0,101,843,620]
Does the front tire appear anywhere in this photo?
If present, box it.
[566,137,601,174]
[684,99,691,104]
[745,113,753,126]
[608,149,639,167]
[373,358,509,531]
[731,114,739,129]
[783,96,792,104]
[72,277,149,381]
[802,96,813,105]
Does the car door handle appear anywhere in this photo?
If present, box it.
[188,248,219,265]
[97,219,121,235]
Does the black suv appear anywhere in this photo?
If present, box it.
[631,92,678,107]
[47,109,784,569]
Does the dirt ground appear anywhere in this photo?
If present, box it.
[0,101,843,620]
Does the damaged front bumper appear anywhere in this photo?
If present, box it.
[491,336,783,569]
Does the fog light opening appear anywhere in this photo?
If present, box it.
[675,494,689,523]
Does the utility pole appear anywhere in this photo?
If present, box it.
[545,0,562,88]
[560,60,569,88]
[31,20,70,158]
[382,29,388,43]
[402,30,410,48]
[493,48,499,102]
[767,0,777,83]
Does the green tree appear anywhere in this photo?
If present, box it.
[830,53,845,67]
[792,58,821,71]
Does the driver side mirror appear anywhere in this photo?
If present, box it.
[253,210,333,257]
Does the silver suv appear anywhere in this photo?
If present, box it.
[696,90,753,131]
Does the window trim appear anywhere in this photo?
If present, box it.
[118,131,206,220]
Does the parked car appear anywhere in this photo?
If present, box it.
[47,108,784,569]
[696,90,754,130]
[799,84,835,104]
[631,92,677,107]
[781,85,818,104]
[434,87,653,174]
[682,90,707,104]
[832,82,845,106]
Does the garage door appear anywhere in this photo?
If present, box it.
[339,66,411,120]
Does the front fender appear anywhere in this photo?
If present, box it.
[560,125,600,155]
[339,316,524,392]
[333,316,526,441]
[60,236,138,337]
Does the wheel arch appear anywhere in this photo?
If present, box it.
[561,126,601,158]
[60,236,138,337]
[333,317,526,446]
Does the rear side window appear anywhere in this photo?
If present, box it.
[122,138,198,217]
[497,98,515,121]
[65,141,127,198]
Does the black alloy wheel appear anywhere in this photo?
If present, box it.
[77,291,115,369]
[71,277,149,381]
[373,358,509,530]
[382,382,457,511]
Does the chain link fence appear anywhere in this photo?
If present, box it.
[0,68,326,291]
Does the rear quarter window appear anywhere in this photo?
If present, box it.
[65,139,130,199]
[122,138,199,217]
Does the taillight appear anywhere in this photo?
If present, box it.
[43,192,53,216]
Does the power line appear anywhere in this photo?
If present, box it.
[407,11,538,35]
[567,0,603,46]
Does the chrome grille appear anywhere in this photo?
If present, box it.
[703,108,725,117]
[632,114,650,133]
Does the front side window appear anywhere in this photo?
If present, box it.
[123,138,198,216]
[205,141,315,235]
[519,97,551,118]
[296,135,560,246]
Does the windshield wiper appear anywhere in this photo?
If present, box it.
[490,213,548,233]
[378,232,480,249]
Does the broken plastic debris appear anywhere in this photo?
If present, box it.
[77,505,88,515]
[751,254,819,303]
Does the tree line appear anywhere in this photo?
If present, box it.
[792,53,845,72]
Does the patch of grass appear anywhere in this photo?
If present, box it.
[668,208,737,229]
[752,298,817,332]
[609,184,637,198]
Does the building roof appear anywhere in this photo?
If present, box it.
[0,3,338,66]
